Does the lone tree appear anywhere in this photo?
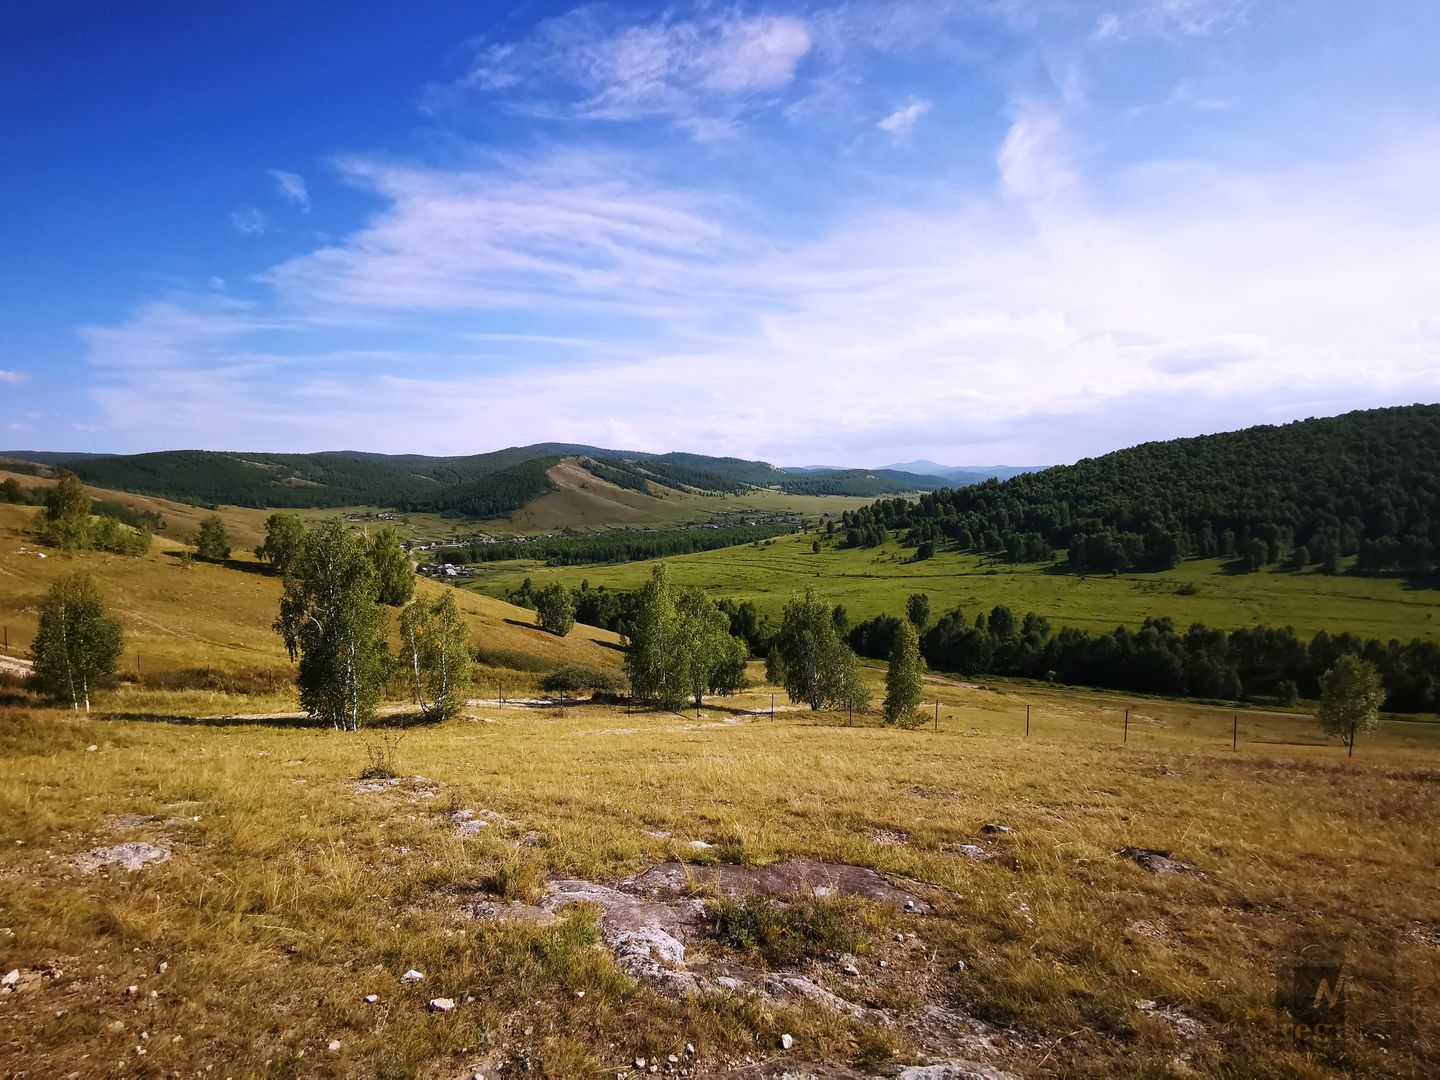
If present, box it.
[1317,655,1385,756]
[38,472,91,549]
[626,564,682,707]
[906,593,931,630]
[772,587,861,710]
[884,619,926,725]
[673,585,749,709]
[274,523,389,731]
[193,515,231,562]
[367,525,415,606]
[256,512,306,575]
[31,573,124,712]
[533,582,576,637]
[399,590,473,721]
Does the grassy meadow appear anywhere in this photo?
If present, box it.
[3,487,1439,1077]
[462,531,1440,644]
[2,669,1437,1078]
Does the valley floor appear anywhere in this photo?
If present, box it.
[2,674,1436,1078]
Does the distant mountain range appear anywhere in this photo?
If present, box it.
[784,462,1043,480]
[874,461,1047,482]
[0,444,1010,519]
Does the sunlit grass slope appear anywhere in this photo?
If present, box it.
[464,530,1440,642]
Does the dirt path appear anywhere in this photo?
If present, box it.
[0,654,32,678]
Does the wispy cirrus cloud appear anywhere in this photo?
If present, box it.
[267,168,311,211]
[78,121,1440,460]
[0,370,27,385]
[878,99,930,137]
[449,7,812,138]
[229,206,270,236]
[1094,0,1248,42]
[260,149,752,319]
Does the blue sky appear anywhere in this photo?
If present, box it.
[3,1,1438,465]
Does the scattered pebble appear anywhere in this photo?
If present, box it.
[400,969,425,983]
[364,994,379,1004]
[328,1040,341,1052]
[1,970,17,988]
[124,985,139,996]
[780,1033,794,1050]
[428,997,455,1012]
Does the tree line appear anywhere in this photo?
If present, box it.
[436,524,792,567]
[837,405,1440,583]
[843,599,1439,713]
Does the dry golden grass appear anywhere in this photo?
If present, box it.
[0,503,622,688]
[2,502,1436,1076]
[0,664,1435,1078]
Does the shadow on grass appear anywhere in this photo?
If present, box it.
[162,550,278,577]
[104,708,444,730]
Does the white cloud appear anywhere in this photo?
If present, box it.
[1094,0,1248,42]
[0,370,26,385]
[878,99,930,137]
[267,168,311,212]
[79,128,1440,461]
[260,150,746,318]
[457,9,812,136]
[997,102,1075,204]
[229,206,270,235]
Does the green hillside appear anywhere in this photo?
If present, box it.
[28,445,940,515]
[844,404,1440,584]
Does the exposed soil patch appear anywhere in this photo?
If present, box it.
[352,775,436,797]
[74,842,170,874]
[629,859,935,914]
[465,861,1023,1074]
[1117,847,1202,877]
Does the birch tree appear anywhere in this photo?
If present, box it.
[399,590,473,721]
[274,523,388,731]
[1317,655,1385,756]
[368,525,415,606]
[884,619,925,724]
[772,587,859,710]
[626,564,681,707]
[31,573,123,712]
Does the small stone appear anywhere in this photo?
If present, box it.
[156,961,168,974]
[124,985,139,996]
[841,963,860,977]
[428,997,456,1012]
[86,745,98,752]
[575,990,585,998]
[328,1040,341,1052]
[894,933,905,942]
[1,970,17,987]
[684,1044,695,1056]
[780,1033,794,1050]
[107,1020,125,1034]
[980,823,1014,835]
[904,900,915,910]
[400,969,425,983]
[668,1054,679,1064]
[364,994,379,1004]
[951,960,967,973]
[634,1058,647,1069]
[878,960,887,968]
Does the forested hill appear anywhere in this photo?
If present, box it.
[11,445,942,515]
[842,404,1440,583]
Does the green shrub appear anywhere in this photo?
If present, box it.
[540,664,628,697]
[474,646,559,673]
[707,894,869,967]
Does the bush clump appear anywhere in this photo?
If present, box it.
[707,894,869,967]
[540,664,629,697]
